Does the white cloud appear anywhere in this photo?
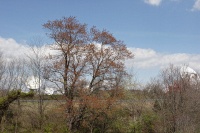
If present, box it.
[127,47,200,72]
[192,0,200,11]
[144,0,162,6]
[0,37,29,59]
[1,37,200,78]
[0,37,54,61]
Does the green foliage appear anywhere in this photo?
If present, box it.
[0,90,34,106]
[141,113,156,133]
[0,90,20,109]
[44,124,53,133]
[0,90,34,131]
[44,123,69,133]
[129,121,142,133]
[128,113,157,133]
[20,91,34,98]
[110,108,130,132]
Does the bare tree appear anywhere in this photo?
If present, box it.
[0,52,5,85]
[0,52,34,132]
[26,39,50,130]
[147,64,200,133]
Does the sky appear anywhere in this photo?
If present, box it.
[0,0,200,84]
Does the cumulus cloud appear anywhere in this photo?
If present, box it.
[1,37,200,73]
[0,37,54,61]
[127,48,200,72]
[144,0,162,6]
[0,37,29,60]
[192,0,200,11]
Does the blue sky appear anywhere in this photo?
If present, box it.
[1,0,200,84]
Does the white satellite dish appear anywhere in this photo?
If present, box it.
[26,76,41,90]
[180,66,199,80]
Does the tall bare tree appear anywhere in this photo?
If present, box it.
[26,37,51,130]
[43,16,133,132]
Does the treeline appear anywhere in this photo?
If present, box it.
[1,65,200,133]
[0,63,200,133]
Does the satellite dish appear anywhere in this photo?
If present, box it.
[44,88,55,95]
[180,66,199,80]
[26,76,41,90]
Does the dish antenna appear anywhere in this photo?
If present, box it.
[180,66,199,80]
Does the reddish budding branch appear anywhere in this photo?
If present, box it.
[43,16,133,132]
